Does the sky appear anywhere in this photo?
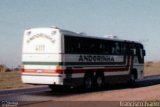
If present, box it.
[0,0,160,67]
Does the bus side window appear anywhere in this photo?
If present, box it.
[65,36,80,54]
[121,42,126,55]
[65,36,71,53]
[115,42,120,55]
[89,39,94,53]
[105,41,114,55]
[128,44,136,56]
[99,42,105,54]
[111,42,120,55]
[71,37,78,53]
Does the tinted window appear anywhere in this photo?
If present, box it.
[64,35,127,55]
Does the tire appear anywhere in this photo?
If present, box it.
[83,73,94,91]
[95,73,105,89]
[49,85,63,92]
[128,72,136,86]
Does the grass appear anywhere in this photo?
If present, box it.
[0,62,160,90]
[0,71,33,90]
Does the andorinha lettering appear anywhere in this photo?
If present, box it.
[79,55,114,62]
[27,33,55,43]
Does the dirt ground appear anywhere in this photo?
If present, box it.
[21,84,160,107]
[59,85,160,101]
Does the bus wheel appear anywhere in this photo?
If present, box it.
[83,73,94,90]
[95,73,105,89]
[49,85,63,92]
[129,72,136,86]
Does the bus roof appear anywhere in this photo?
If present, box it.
[59,28,143,46]
[26,26,143,46]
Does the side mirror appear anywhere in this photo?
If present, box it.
[143,50,146,56]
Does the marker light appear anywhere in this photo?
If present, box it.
[26,31,31,36]
[51,31,56,36]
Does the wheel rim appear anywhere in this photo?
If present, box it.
[131,74,135,81]
[97,76,102,87]
[85,77,92,89]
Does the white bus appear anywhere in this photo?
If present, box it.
[21,26,145,90]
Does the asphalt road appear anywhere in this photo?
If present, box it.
[0,75,160,107]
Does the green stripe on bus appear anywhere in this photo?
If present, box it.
[22,62,62,65]
[22,61,125,66]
